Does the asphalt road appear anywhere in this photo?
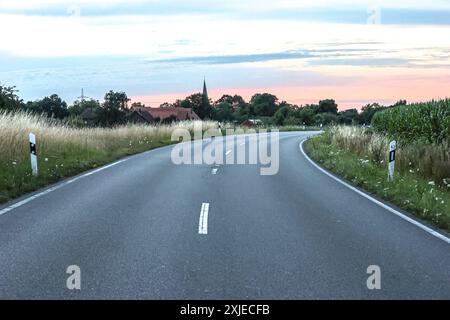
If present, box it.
[0,131,449,299]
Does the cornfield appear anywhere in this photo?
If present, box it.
[371,99,450,144]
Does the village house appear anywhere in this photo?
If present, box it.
[129,79,207,123]
[129,106,200,123]
[240,119,263,128]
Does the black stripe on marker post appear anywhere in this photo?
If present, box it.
[389,150,395,162]
[30,142,37,156]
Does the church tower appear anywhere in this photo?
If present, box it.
[202,77,208,100]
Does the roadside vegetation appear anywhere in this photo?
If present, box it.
[372,99,450,144]
[0,109,315,204]
[1,83,400,128]
[304,99,450,232]
[0,111,219,203]
[2,82,447,218]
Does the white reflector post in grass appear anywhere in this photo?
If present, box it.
[29,132,38,176]
[388,140,396,181]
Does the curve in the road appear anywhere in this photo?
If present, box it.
[299,139,450,245]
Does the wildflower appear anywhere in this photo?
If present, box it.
[44,158,48,162]
[428,181,435,186]
[12,161,17,165]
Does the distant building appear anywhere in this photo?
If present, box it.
[130,79,205,123]
[130,106,200,124]
[240,119,263,128]
[80,108,98,125]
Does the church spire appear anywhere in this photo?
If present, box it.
[202,77,208,100]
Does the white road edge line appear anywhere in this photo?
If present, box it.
[299,139,450,245]
[0,159,128,217]
[198,202,210,235]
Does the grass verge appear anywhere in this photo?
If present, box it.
[0,111,222,204]
[304,131,450,233]
[0,137,177,204]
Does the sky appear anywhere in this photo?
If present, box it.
[0,0,449,110]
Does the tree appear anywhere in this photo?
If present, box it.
[232,103,253,122]
[314,112,338,126]
[338,108,359,125]
[216,94,246,109]
[159,102,172,108]
[170,99,184,108]
[212,102,234,122]
[28,94,68,119]
[294,106,317,126]
[0,85,23,111]
[284,116,303,126]
[279,101,297,109]
[180,93,212,119]
[131,102,145,108]
[97,91,130,126]
[250,93,278,117]
[359,103,385,125]
[103,91,129,110]
[69,99,100,117]
[318,99,338,114]
[392,100,407,107]
[273,105,293,126]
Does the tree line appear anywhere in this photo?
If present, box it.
[0,84,406,127]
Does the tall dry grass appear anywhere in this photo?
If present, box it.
[0,111,220,202]
[0,111,219,165]
[328,126,450,187]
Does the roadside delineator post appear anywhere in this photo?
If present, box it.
[388,140,396,181]
[29,132,38,176]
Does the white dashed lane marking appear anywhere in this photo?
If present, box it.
[198,203,210,235]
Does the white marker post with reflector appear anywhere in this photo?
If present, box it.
[29,133,38,176]
[388,140,396,181]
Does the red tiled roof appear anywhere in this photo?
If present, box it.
[131,107,200,121]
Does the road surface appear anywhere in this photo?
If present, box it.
[0,131,449,299]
